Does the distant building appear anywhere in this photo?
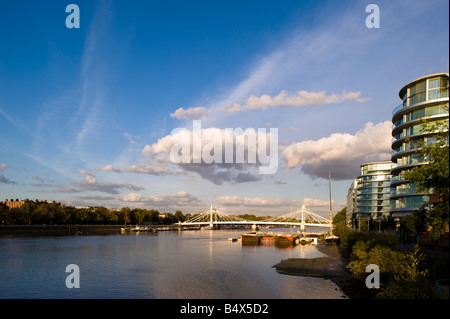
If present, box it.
[346,179,357,227]
[390,72,449,218]
[354,161,393,225]
[1,199,25,210]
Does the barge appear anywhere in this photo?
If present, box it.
[241,232,263,243]
[274,233,299,244]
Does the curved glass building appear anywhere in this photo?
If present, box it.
[390,72,449,217]
[354,161,392,224]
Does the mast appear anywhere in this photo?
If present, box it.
[329,170,333,235]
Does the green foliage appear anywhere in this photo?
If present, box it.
[400,206,428,237]
[174,211,186,222]
[344,229,438,299]
[337,228,397,256]
[1,199,179,225]
[332,207,347,233]
[348,244,402,283]
[404,118,449,239]
[376,246,437,299]
[238,214,267,221]
[405,119,449,199]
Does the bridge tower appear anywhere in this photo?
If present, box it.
[300,204,306,232]
[209,204,214,228]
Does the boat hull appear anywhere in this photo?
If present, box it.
[261,236,275,245]
[275,234,297,244]
[241,234,262,243]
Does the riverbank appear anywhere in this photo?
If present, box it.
[0,224,126,236]
[273,242,375,299]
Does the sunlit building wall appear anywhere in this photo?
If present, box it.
[354,161,393,225]
[346,179,357,228]
[390,72,449,218]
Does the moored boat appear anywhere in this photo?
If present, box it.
[241,233,262,243]
[295,237,316,245]
[131,225,156,232]
[261,235,275,245]
[324,234,339,243]
[275,233,299,244]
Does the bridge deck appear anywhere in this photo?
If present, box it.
[180,221,330,227]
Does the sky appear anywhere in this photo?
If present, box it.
[0,0,449,217]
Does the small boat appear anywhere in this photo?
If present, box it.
[131,225,155,232]
[324,235,339,243]
[295,237,316,245]
[228,237,239,242]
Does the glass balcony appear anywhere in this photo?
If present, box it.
[392,87,448,117]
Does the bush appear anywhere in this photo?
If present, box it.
[346,237,438,299]
[338,228,397,256]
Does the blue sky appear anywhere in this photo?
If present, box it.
[1,0,449,216]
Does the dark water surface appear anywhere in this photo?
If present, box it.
[0,228,346,299]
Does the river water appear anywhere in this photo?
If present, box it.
[0,228,346,299]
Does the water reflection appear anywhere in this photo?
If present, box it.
[0,228,345,299]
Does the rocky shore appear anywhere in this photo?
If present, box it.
[273,242,375,299]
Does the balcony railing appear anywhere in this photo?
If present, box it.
[392,88,448,116]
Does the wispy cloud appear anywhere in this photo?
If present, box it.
[0,174,16,185]
[44,169,144,195]
[0,106,19,129]
[29,1,115,176]
[168,4,379,126]
[72,169,143,195]
[0,163,16,184]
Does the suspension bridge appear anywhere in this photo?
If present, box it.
[179,205,331,231]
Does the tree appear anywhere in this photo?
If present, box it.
[400,206,428,238]
[119,207,131,224]
[174,211,185,222]
[405,118,449,239]
[332,207,347,236]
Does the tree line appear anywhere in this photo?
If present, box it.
[0,199,187,225]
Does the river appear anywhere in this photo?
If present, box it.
[0,227,346,299]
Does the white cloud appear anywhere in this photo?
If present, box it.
[124,132,137,144]
[216,195,290,207]
[222,90,370,114]
[216,195,334,208]
[171,89,370,120]
[138,125,279,184]
[213,195,341,217]
[282,121,392,180]
[123,192,142,202]
[60,169,145,195]
[97,163,178,176]
[170,106,208,120]
[97,164,121,173]
[78,169,97,184]
[121,191,205,211]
